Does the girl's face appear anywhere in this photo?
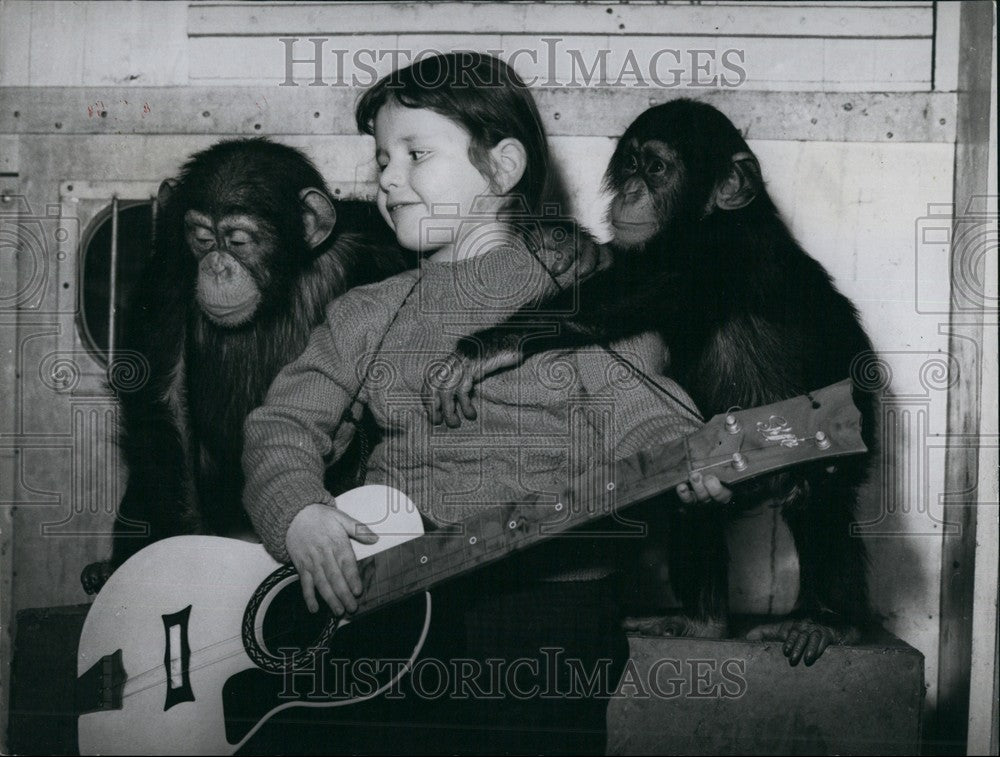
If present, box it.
[374,101,496,258]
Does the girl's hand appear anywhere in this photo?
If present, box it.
[286,503,379,615]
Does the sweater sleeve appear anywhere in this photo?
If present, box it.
[242,290,384,561]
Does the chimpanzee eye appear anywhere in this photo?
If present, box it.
[190,233,214,253]
[648,158,666,174]
[624,154,638,173]
[227,231,253,249]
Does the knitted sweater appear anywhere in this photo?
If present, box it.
[242,243,700,574]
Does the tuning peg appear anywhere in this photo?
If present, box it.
[815,431,831,450]
[725,414,742,434]
[731,452,748,471]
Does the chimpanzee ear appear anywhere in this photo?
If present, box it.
[714,151,761,211]
[156,179,177,213]
[299,188,337,249]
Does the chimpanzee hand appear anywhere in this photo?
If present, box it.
[424,334,522,427]
[746,615,862,667]
[286,502,378,616]
[528,220,604,279]
[675,471,733,510]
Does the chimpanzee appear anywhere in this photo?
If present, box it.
[80,138,411,594]
[426,99,877,666]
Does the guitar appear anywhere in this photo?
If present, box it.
[77,379,867,755]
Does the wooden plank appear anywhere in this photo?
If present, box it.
[0,135,19,173]
[26,1,86,86]
[189,2,933,38]
[0,1,32,86]
[81,1,188,86]
[933,0,962,92]
[967,40,998,755]
[825,38,931,88]
[658,1,931,5]
[936,1,996,752]
[0,87,958,143]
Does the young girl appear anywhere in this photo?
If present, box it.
[242,52,699,754]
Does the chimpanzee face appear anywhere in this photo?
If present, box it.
[184,209,278,327]
[604,105,761,254]
[607,138,687,251]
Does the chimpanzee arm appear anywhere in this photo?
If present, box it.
[425,262,680,427]
[81,259,200,594]
[457,262,679,364]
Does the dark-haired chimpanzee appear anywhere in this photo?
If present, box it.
[427,99,876,666]
[81,138,412,594]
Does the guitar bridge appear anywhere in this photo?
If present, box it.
[163,606,195,710]
[76,648,126,714]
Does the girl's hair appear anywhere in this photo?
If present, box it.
[356,52,552,214]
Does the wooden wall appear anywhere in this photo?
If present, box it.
[0,1,994,750]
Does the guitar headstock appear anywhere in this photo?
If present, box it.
[685,379,867,485]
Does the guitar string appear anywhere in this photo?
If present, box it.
[109,408,837,701]
[522,239,705,424]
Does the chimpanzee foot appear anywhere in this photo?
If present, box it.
[746,617,861,667]
[622,614,728,639]
[80,560,114,595]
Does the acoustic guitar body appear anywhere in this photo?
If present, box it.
[77,485,430,756]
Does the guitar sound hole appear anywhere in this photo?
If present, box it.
[259,580,331,654]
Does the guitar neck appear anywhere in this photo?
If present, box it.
[353,379,866,618]
[352,436,684,616]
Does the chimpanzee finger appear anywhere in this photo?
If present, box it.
[440,388,461,428]
[544,247,572,276]
[702,475,733,504]
[786,630,810,666]
[578,239,601,278]
[688,471,712,502]
[803,630,827,666]
[424,384,442,425]
[457,372,477,421]
[676,483,696,505]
